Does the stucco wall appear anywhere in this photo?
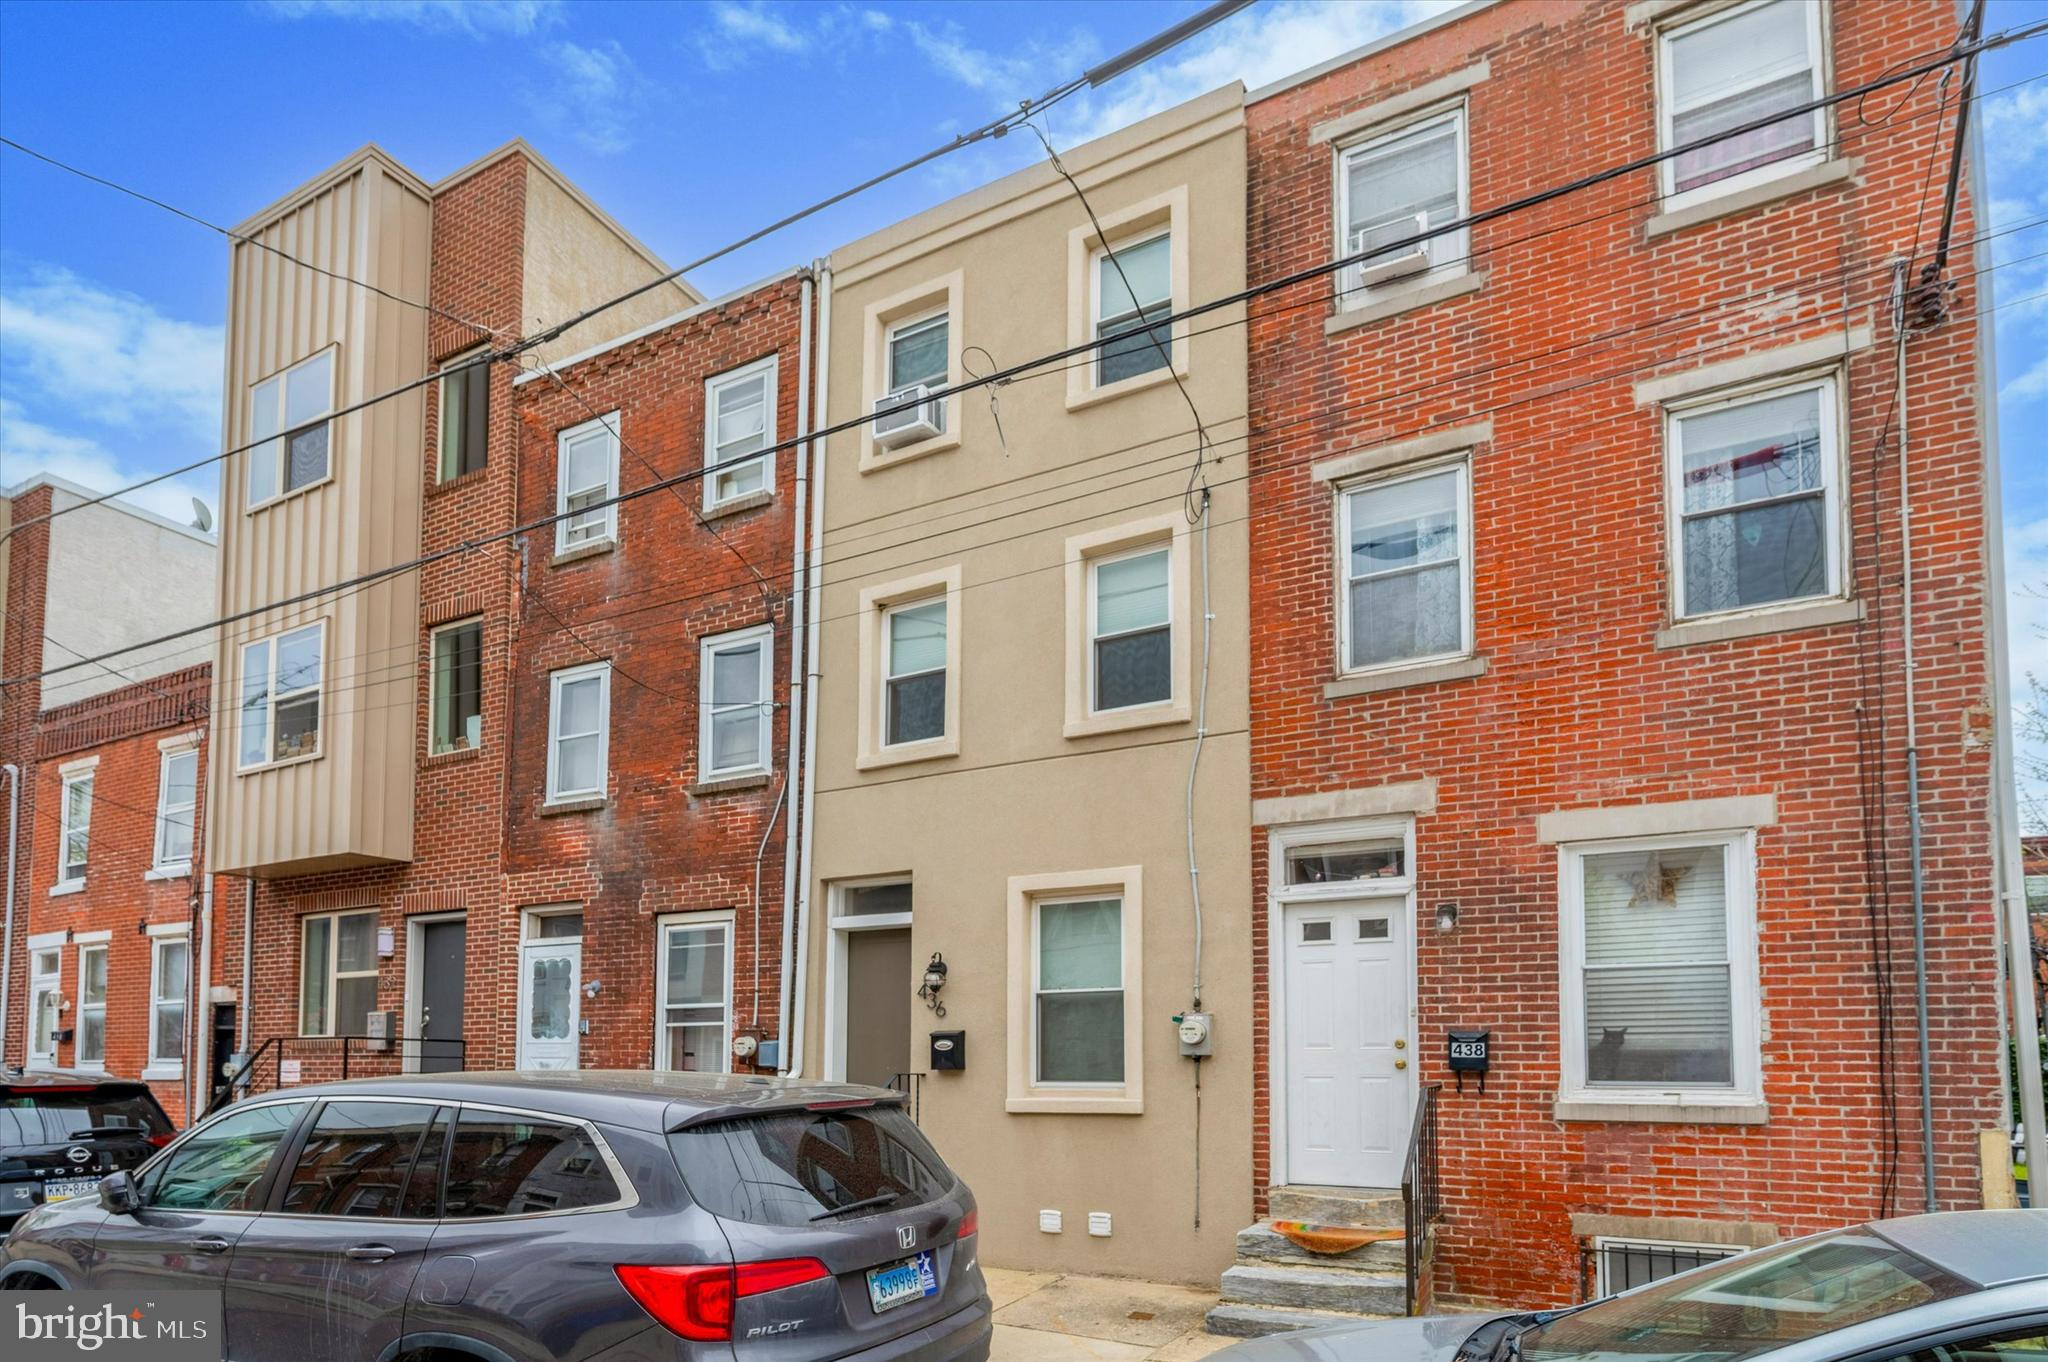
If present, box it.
[520,163,698,367]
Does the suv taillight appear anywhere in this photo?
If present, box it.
[616,1258,830,1341]
[958,1208,978,1239]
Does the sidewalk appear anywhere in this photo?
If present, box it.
[986,1268,1234,1360]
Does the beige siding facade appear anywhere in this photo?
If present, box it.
[806,86,1252,1283]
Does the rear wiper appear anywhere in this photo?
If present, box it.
[68,1127,145,1140]
[809,1193,901,1222]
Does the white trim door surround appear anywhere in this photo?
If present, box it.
[517,933,581,1070]
[1268,818,1417,1190]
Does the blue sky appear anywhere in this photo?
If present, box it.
[0,0,2043,755]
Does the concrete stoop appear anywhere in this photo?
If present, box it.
[1204,1187,1408,1338]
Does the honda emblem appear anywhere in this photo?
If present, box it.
[897,1225,917,1250]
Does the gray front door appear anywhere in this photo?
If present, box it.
[418,919,466,1073]
[844,928,913,1088]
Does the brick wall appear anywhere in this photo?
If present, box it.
[1246,0,2003,1306]
[0,485,54,1073]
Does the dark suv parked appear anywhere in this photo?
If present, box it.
[2,1069,174,1231]
[0,1070,990,1362]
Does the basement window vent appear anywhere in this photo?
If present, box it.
[1585,1237,1745,1299]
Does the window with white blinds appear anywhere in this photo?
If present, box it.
[1562,833,1759,1104]
[1658,0,1825,199]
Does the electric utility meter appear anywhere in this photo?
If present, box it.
[1174,1012,1214,1057]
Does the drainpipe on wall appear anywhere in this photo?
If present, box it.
[0,762,18,1065]
[194,873,212,1123]
[789,260,833,1080]
[776,270,815,1066]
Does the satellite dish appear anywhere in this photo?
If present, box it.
[190,498,213,533]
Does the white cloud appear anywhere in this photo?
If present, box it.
[261,0,562,37]
[0,399,216,527]
[0,266,223,442]
[2008,354,2048,404]
[526,40,649,155]
[899,17,1098,97]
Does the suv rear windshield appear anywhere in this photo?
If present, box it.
[669,1104,952,1226]
[1,1089,171,1149]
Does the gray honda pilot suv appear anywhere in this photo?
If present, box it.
[0,1071,991,1362]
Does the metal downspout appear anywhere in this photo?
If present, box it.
[777,271,814,1065]
[0,763,18,1064]
[790,261,832,1079]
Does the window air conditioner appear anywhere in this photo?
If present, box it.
[1342,212,1432,297]
[873,384,945,448]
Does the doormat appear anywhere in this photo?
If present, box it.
[1272,1220,1404,1255]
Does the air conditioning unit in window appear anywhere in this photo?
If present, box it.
[873,384,945,448]
[1340,212,1432,300]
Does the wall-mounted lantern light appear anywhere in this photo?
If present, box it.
[918,953,949,1018]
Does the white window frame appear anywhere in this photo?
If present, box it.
[1664,374,1842,624]
[1086,542,1175,716]
[886,309,950,394]
[554,413,621,555]
[1333,104,1470,308]
[1556,829,1762,1110]
[1090,228,1175,389]
[1336,457,1474,677]
[75,940,109,1070]
[152,744,199,873]
[246,345,338,510]
[428,617,485,756]
[1655,0,1829,210]
[238,620,326,771]
[437,345,489,484]
[546,661,612,804]
[57,767,93,886]
[703,356,778,510]
[27,941,62,1070]
[146,927,190,1077]
[698,625,773,780]
[881,597,949,751]
[653,911,736,1074]
[299,909,378,1039]
[1030,895,1128,1090]
[1005,866,1145,1115]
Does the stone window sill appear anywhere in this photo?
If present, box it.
[691,771,773,797]
[144,865,190,883]
[428,466,489,498]
[1064,361,1187,415]
[1325,654,1487,699]
[425,744,483,766]
[539,795,607,817]
[701,488,774,522]
[856,736,960,772]
[49,880,84,897]
[551,539,616,569]
[1326,270,1487,335]
[1064,700,1190,741]
[1006,1094,1144,1116]
[1552,1098,1768,1126]
[1645,159,1859,240]
[140,1064,185,1083]
[1654,597,1863,650]
[861,430,960,475]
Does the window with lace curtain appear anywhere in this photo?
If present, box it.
[1668,378,1839,620]
[1339,461,1471,673]
[1658,0,1827,203]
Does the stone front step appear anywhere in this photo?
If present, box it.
[1236,1221,1406,1271]
[1205,1302,1401,1339]
[1266,1184,1403,1229]
[1221,1262,1407,1316]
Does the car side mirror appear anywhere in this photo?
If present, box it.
[98,1170,139,1216]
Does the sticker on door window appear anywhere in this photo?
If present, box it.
[529,955,571,1039]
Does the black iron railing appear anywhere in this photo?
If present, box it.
[1578,1241,1742,1300]
[887,1072,924,1124]
[208,1034,467,1117]
[1401,1082,1443,1316]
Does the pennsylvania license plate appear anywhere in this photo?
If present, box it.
[41,1177,100,1203]
[865,1251,938,1314]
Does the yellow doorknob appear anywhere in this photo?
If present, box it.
[1393,1038,1406,1050]
[1394,1059,1407,1070]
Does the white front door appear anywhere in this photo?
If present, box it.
[518,939,581,1070]
[1284,901,1412,1188]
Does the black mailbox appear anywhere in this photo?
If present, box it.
[1447,1029,1490,1092]
[929,1030,966,1072]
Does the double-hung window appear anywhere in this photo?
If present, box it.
[1033,897,1125,1086]
[28,949,60,1067]
[239,621,324,769]
[1669,378,1837,619]
[1093,232,1173,387]
[247,347,336,507]
[77,944,107,1067]
[1336,108,1467,305]
[300,910,377,1038]
[546,662,610,803]
[883,311,949,432]
[883,598,947,747]
[430,619,484,755]
[555,416,620,554]
[58,769,92,884]
[438,348,489,482]
[149,933,189,1071]
[1089,545,1172,712]
[700,627,772,779]
[705,358,776,508]
[1340,462,1470,672]
[1658,0,1826,201]
[1560,833,1759,1105]
[153,747,198,871]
